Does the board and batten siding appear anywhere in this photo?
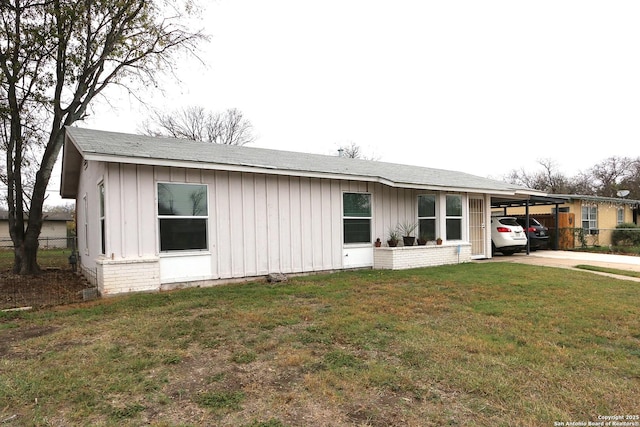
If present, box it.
[152,166,391,282]
[79,160,459,290]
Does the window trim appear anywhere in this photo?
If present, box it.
[445,194,463,241]
[581,205,598,234]
[342,192,372,245]
[83,193,89,255]
[157,182,210,253]
[617,207,624,225]
[98,182,105,255]
[417,194,437,241]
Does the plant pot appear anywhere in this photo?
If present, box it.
[402,236,415,246]
[374,238,382,247]
[417,239,427,246]
[436,238,443,245]
[387,239,398,247]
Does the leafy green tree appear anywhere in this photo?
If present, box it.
[1,0,204,274]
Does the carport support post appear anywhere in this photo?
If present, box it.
[554,202,560,250]
[525,202,530,255]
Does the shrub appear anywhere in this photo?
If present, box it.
[611,223,640,246]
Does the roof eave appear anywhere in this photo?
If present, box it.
[60,133,84,198]
[82,152,528,196]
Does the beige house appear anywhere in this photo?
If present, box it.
[0,211,73,249]
[493,194,640,248]
[60,127,544,296]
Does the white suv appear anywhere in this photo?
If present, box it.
[491,216,527,255]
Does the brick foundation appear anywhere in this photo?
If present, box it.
[96,257,161,296]
[373,243,472,270]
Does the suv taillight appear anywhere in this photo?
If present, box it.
[496,227,511,233]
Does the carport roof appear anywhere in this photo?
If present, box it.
[491,194,570,209]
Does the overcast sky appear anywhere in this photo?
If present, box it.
[81,0,640,184]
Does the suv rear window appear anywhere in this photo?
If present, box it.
[498,218,520,227]
[515,217,542,227]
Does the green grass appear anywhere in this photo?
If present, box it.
[576,264,640,278]
[1,263,639,426]
[572,245,640,256]
[0,248,74,270]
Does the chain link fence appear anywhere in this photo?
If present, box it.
[0,237,97,311]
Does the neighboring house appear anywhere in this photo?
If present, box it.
[60,127,544,295]
[493,194,640,248]
[0,211,73,249]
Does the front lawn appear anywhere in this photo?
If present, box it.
[1,263,639,426]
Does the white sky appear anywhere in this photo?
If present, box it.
[77,0,640,188]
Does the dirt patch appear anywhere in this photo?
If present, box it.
[0,325,58,358]
[0,269,90,310]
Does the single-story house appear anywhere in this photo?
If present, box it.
[60,126,544,295]
[492,194,640,248]
[0,210,73,249]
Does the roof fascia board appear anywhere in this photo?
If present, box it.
[60,133,84,198]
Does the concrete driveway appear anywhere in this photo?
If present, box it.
[477,250,640,281]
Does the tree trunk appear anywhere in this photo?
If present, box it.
[13,132,62,275]
[14,237,41,275]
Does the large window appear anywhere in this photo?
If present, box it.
[158,183,208,251]
[343,193,371,244]
[445,194,462,240]
[418,195,436,241]
[582,205,598,234]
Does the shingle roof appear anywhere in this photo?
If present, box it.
[0,211,72,221]
[63,126,538,195]
[554,194,640,207]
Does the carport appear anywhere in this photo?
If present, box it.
[491,194,570,253]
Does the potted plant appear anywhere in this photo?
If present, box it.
[417,231,431,246]
[436,237,443,245]
[399,221,418,246]
[387,227,400,247]
[374,238,382,247]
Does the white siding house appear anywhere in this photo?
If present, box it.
[60,127,543,295]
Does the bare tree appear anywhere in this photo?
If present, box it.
[336,142,379,161]
[142,106,256,145]
[566,171,596,195]
[1,0,204,274]
[619,158,640,200]
[588,156,634,198]
[503,158,571,193]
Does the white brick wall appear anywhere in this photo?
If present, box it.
[97,257,161,296]
[373,243,472,270]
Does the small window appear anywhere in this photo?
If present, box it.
[581,205,597,233]
[83,194,88,253]
[158,183,208,251]
[418,195,436,241]
[99,183,105,254]
[445,194,462,240]
[343,193,371,244]
[617,207,624,225]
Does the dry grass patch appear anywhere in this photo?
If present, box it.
[1,263,639,426]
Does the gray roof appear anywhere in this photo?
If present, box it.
[554,194,640,206]
[62,126,540,197]
[0,211,72,221]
